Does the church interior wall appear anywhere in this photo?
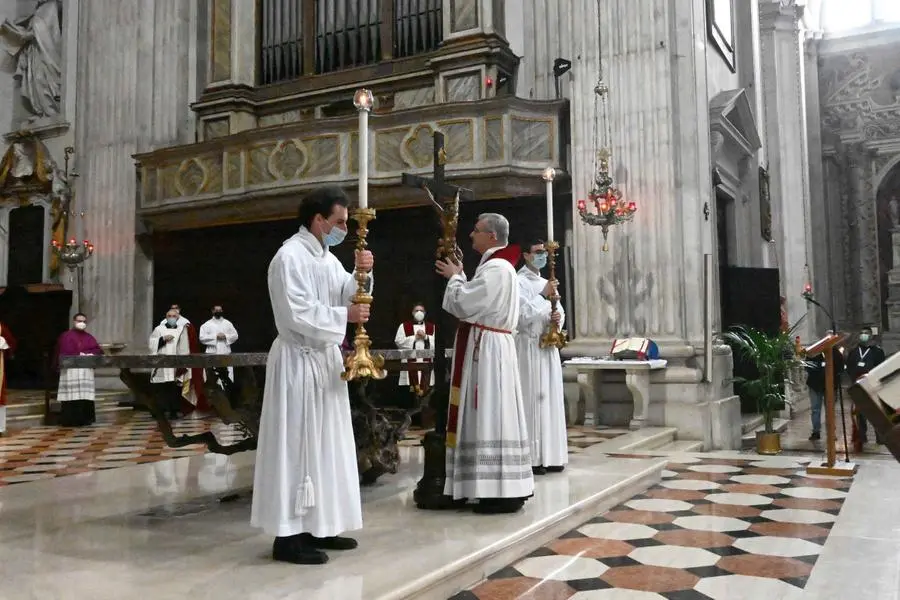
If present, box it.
[816,27,900,338]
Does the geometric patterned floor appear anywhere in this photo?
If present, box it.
[0,412,246,486]
[1,414,623,487]
[453,453,852,599]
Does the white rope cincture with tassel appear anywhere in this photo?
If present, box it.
[295,475,316,516]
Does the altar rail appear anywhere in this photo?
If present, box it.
[60,349,452,369]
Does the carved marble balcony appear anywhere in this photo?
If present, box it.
[134,97,568,231]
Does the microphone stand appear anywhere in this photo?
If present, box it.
[803,293,851,462]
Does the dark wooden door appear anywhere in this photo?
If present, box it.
[8,205,46,286]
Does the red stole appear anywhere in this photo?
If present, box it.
[446,245,520,448]
[402,321,435,337]
[0,322,16,408]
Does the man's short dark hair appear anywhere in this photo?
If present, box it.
[522,237,545,254]
[73,312,86,320]
[298,186,350,229]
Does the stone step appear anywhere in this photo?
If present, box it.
[653,439,705,453]
[584,427,679,454]
[740,418,790,447]
[741,414,765,434]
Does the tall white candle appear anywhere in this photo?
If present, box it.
[353,89,374,210]
[542,167,555,241]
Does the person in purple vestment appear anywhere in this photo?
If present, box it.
[55,313,104,427]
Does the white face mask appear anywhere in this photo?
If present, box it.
[413,310,425,322]
[74,322,87,330]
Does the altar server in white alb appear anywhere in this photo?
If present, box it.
[198,305,239,382]
[436,213,534,514]
[516,239,568,475]
[251,186,373,565]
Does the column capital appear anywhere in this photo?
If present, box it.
[759,1,803,32]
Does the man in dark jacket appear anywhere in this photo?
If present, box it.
[846,326,886,448]
[806,345,844,442]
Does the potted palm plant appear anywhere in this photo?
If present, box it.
[721,320,806,455]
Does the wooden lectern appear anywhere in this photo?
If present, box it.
[805,333,857,476]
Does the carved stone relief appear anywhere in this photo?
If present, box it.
[0,0,63,122]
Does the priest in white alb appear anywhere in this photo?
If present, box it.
[516,239,568,474]
[198,305,239,383]
[149,309,198,419]
[436,212,534,514]
[251,186,373,565]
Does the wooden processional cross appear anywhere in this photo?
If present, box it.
[400,131,473,431]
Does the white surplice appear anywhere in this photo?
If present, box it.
[442,245,534,500]
[250,226,365,539]
[515,266,569,468]
[148,322,190,385]
[198,317,239,381]
[394,322,436,387]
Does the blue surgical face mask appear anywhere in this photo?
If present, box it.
[859,334,870,344]
[323,223,347,247]
[166,318,178,327]
[531,253,548,270]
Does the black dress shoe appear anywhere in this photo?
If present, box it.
[272,536,328,565]
[808,431,820,441]
[532,465,547,475]
[473,498,526,514]
[546,465,565,473]
[297,533,358,550]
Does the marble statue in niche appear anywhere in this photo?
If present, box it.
[0,0,62,121]
[891,196,899,230]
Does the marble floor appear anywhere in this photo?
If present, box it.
[454,454,851,599]
[2,421,898,600]
[0,413,246,485]
[0,446,663,600]
[781,405,893,457]
[0,414,624,486]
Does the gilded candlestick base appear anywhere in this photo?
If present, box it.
[342,207,386,381]
[342,324,386,381]
[540,240,568,349]
[540,321,568,349]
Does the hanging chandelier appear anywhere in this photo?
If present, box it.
[577,148,636,252]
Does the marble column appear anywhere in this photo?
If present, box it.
[848,142,882,327]
[75,0,198,348]
[565,0,714,351]
[804,33,834,334]
[759,2,814,340]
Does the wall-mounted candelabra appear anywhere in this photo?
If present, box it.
[576,149,637,252]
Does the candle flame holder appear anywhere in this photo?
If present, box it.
[51,236,94,276]
[539,240,568,349]
[342,207,386,381]
[577,149,636,252]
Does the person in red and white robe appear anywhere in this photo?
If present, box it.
[394,303,436,395]
[436,213,534,514]
[0,321,17,435]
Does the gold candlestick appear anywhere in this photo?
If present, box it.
[342,207,386,381]
[539,240,568,349]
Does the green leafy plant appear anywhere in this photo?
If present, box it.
[721,318,807,433]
